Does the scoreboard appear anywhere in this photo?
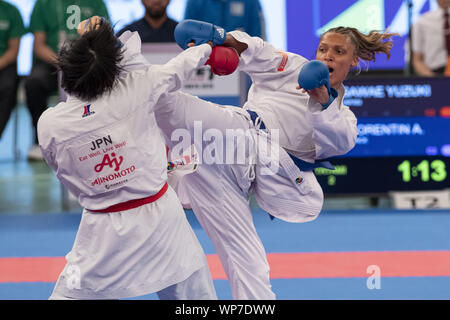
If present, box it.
[315,77,450,194]
[315,156,449,194]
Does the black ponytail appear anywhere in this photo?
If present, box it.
[57,20,124,101]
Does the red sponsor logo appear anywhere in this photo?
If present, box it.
[91,165,136,187]
[94,152,123,173]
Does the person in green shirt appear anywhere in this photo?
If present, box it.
[25,0,109,160]
[0,1,26,140]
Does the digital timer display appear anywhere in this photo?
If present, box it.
[397,160,447,183]
[315,157,449,194]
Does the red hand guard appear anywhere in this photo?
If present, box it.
[205,46,239,76]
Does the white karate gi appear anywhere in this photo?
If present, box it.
[229,30,358,223]
[38,38,216,300]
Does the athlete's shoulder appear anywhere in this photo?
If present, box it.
[37,104,62,132]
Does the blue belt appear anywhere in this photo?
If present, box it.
[247,110,335,172]
[247,110,266,130]
[288,154,335,172]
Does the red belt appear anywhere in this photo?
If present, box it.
[90,182,169,213]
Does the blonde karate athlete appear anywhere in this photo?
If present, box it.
[102,16,396,299]
[38,18,217,300]
[163,21,397,300]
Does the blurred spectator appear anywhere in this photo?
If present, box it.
[117,0,177,42]
[412,0,450,77]
[25,0,109,160]
[0,0,26,140]
[184,0,265,38]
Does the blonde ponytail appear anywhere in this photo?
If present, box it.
[323,27,398,62]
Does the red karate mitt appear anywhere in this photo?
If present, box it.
[205,46,239,76]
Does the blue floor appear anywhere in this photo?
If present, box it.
[1,209,450,300]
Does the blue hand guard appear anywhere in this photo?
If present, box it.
[298,60,337,109]
[174,19,226,50]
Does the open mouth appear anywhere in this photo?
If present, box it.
[328,67,334,75]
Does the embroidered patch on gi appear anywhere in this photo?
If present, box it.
[296,176,304,184]
[167,158,188,171]
[82,104,95,118]
[276,51,288,71]
[167,161,176,171]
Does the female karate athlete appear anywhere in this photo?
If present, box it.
[79,17,397,300]
[159,20,398,300]
[38,18,217,300]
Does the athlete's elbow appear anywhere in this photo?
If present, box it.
[336,132,357,155]
[342,137,357,154]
